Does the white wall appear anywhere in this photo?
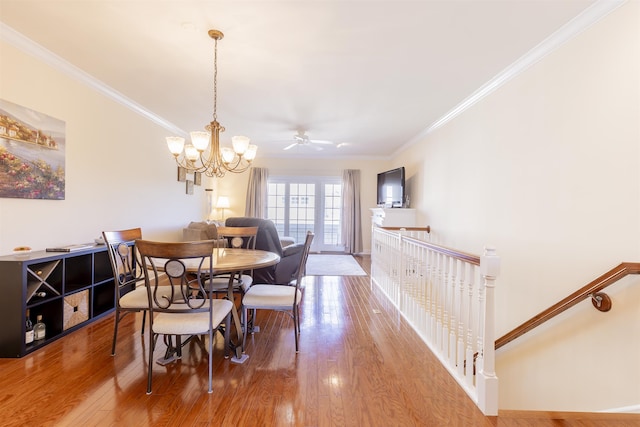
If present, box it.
[0,41,207,254]
[392,1,640,411]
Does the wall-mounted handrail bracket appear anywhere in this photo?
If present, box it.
[589,292,612,312]
[495,262,640,349]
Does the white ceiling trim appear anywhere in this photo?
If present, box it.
[2,0,627,154]
[0,21,187,137]
[401,0,627,151]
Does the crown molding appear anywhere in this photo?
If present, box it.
[1,0,627,148]
[0,21,187,137]
[402,0,627,151]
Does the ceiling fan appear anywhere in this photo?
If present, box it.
[283,130,334,151]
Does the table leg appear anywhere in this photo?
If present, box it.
[227,273,249,364]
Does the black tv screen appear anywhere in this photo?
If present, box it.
[377,167,405,207]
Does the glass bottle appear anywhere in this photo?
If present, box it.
[34,314,46,341]
[25,309,34,344]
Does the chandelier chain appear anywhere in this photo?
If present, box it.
[165,29,256,179]
[213,37,218,121]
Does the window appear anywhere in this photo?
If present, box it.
[267,176,343,252]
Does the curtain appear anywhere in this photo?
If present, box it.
[245,167,269,218]
[341,169,362,254]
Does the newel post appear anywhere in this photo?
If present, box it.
[477,246,500,416]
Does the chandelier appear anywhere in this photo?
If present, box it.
[166,29,257,178]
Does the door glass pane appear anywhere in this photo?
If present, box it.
[267,177,343,251]
[289,183,315,243]
[324,183,341,245]
[267,183,286,235]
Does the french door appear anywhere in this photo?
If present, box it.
[267,176,343,252]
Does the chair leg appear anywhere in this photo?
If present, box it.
[293,307,299,353]
[223,311,231,359]
[242,307,248,352]
[207,327,213,393]
[111,308,121,356]
[141,310,146,335]
[147,332,157,394]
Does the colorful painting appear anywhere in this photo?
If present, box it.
[0,99,65,199]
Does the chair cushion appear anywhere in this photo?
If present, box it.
[242,284,302,309]
[152,299,233,335]
[118,286,149,309]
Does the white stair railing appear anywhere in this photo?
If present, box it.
[371,227,500,416]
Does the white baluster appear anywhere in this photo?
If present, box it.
[476,246,500,416]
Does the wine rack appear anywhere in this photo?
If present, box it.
[0,245,115,357]
[26,260,62,304]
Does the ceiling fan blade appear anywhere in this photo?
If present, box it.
[283,143,298,150]
[309,140,334,145]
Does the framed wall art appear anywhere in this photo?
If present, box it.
[0,99,66,200]
[177,166,186,182]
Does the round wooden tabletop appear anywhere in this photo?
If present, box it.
[182,248,280,274]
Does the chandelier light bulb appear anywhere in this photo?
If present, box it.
[166,137,185,156]
[244,144,258,161]
[184,144,199,161]
[190,131,210,152]
[220,147,236,163]
[231,135,250,155]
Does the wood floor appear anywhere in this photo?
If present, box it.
[1,256,639,426]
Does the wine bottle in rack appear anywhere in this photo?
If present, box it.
[34,315,46,341]
[25,309,34,344]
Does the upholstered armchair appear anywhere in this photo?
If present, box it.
[225,217,306,284]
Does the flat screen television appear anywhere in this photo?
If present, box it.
[377,167,405,207]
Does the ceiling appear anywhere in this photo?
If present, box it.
[0,0,599,158]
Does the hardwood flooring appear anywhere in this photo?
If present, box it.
[1,256,639,426]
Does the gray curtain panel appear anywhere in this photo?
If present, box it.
[341,169,362,254]
[245,167,269,218]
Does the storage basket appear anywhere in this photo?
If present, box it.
[63,290,89,330]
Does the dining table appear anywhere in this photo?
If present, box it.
[180,247,280,363]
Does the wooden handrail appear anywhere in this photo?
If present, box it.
[381,225,431,233]
[403,235,480,265]
[495,262,640,349]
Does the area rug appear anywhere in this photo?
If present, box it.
[305,254,367,276]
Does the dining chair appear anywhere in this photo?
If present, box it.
[102,228,148,356]
[216,225,259,250]
[241,231,314,353]
[216,225,258,291]
[136,239,233,394]
[191,225,259,298]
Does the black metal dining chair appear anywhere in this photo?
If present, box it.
[136,239,233,394]
[241,231,314,353]
[102,228,148,356]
